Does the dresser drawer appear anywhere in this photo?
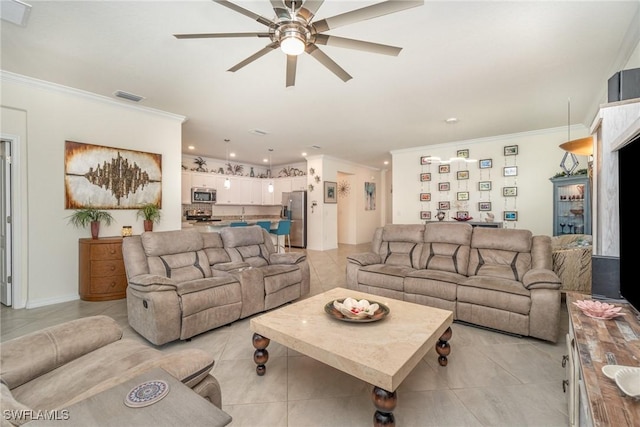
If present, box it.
[90,243,123,260]
[89,275,128,295]
[91,260,126,277]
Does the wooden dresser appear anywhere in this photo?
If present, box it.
[79,237,127,301]
[565,292,640,426]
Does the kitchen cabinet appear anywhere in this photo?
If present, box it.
[274,177,292,203]
[191,172,217,189]
[550,175,591,236]
[248,179,264,204]
[215,176,240,204]
[291,176,307,191]
[79,237,127,301]
[181,172,192,204]
[262,180,275,205]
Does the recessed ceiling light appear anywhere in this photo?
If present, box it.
[384,161,389,165]
[230,152,236,158]
[445,117,459,124]
[301,152,307,157]
[188,145,195,150]
[263,158,268,163]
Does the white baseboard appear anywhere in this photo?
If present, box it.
[25,293,79,309]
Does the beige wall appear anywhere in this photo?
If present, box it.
[391,126,590,236]
[1,72,184,308]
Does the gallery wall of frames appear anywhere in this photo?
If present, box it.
[418,145,520,226]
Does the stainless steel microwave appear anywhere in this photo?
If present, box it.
[191,187,216,204]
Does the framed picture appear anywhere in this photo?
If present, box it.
[438,182,450,191]
[420,173,431,182]
[456,211,469,219]
[420,211,431,220]
[503,186,518,197]
[457,149,469,158]
[457,170,469,180]
[478,201,492,211]
[478,181,492,191]
[504,211,518,221]
[503,166,518,177]
[457,191,469,201]
[324,181,337,203]
[479,159,492,169]
[438,164,450,174]
[420,192,431,202]
[438,201,450,210]
[504,145,519,156]
[420,156,432,165]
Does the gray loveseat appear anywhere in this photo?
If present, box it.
[346,223,562,342]
[0,316,227,426]
[123,226,309,345]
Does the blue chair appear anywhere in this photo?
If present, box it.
[256,221,272,232]
[230,221,248,227]
[269,220,291,253]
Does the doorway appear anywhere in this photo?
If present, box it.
[1,138,12,306]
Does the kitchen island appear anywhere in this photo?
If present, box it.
[183,218,282,232]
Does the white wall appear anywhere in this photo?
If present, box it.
[1,72,184,308]
[307,155,382,250]
[391,126,590,236]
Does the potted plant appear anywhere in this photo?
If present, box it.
[137,203,161,232]
[67,207,114,239]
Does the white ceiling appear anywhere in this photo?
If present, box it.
[2,1,639,169]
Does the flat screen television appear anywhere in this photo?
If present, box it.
[619,133,640,315]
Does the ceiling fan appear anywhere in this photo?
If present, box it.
[174,0,424,87]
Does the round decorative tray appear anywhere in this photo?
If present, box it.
[324,299,390,323]
[124,380,170,408]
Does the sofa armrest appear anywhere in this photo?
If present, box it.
[523,268,562,290]
[0,316,122,389]
[346,252,382,266]
[269,252,306,265]
[211,261,251,272]
[128,274,177,292]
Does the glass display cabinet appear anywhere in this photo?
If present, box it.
[550,175,591,236]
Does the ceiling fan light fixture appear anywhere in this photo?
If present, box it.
[280,33,305,56]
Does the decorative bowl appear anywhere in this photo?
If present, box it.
[453,216,473,222]
[570,209,584,215]
[615,367,640,398]
[324,298,390,323]
[572,300,624,319]
[602,365,640,380]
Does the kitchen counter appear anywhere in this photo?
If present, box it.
[184,218,283,232]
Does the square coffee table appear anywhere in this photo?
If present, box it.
[250,287,453,426]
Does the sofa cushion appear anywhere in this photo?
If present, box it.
[358,265,415,292]
[458,276,531,314]
[468,248,532,282]
[262,264,302,294]
[146,250,212,281]
[404,269,464,301]
[421,222,472,275]
[380,241,422,267]
[202,232,232,265]
[141,229,204,256]
[1,381,32,426]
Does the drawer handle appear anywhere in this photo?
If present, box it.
[109,249,116,254]
[110,282,116,288]
[110,265,115,271]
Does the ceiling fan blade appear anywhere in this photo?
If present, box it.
[228,42,279,72]
[213,0,275,27]
[314,34,402,56]
[313,0,423,33]
[174,32,271,39]
[270,0,291,20]
[305,44,352,82]
[286,55,297,87]
[297,0,324,22]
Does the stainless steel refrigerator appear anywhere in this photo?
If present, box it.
[284,191,307,248]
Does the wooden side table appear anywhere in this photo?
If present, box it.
[25,368,232,426]
[78,237,127,301]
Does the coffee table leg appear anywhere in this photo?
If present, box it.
[252,333,270,376]
[436,326,453,366]
[372,386,396,427]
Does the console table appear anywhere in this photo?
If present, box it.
[425,220,503,228]
[78,237,127,301]
[565,292,640,426]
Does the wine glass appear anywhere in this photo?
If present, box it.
[559,218,566,234]
[568,220,575,234]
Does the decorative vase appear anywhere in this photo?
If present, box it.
[436,211,446,221]
[250,167,255,177]
[90,221,100,239]
[144,220,153,232]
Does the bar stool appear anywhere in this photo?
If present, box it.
[269,219,291,253]
[256,221,272,232]
[230,221,248,227]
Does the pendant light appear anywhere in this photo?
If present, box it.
[559,99,580,175]
[224,139,231,189]
[268,148,274,193]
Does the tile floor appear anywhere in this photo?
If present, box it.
[1,244,570,426]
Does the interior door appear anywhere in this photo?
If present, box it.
[1,139,12,306]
